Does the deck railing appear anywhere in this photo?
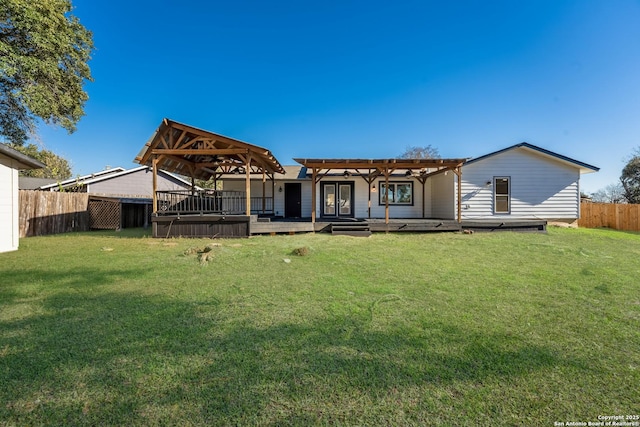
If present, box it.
[155,190,273,215]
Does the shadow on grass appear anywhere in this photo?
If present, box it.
[0,278,586,425]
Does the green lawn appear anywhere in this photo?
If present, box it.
[1,227,639,426]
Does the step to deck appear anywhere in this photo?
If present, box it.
[330,222,372,237]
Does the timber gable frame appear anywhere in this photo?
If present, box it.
[135,118,284,216]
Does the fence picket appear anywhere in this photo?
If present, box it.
[579,202,640,231]
[19,190,90,237]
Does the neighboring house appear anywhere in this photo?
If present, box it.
[40,166,197,230]
[0,144,45,252]
[39,165,194,196]
[18,177,57,190]
[221,142,598,224]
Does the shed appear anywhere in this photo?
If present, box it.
[0,144,45,252]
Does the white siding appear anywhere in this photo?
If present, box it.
[222,179,315,217]
[313,177,425,219]
[0,155,19,252]
[431,172,455,219]
[274,181,313,217]
[461,148,581,220]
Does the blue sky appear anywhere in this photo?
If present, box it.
[35,0,640,192]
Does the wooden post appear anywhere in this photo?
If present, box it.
[245,153,252,216]
[152,156,158,214]
[421,179,426,219]
[262,169,266,214]
[384,167,390,224]
[456,166,462,223]
[271,174,276,215]
[311,168,317,224]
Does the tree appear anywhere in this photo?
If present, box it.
[399,145,440,159]
[9,143,72,179]
[620,154,640,204]
[591,183,626,204]
[0,0,93,145]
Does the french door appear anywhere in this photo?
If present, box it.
[322,182,354,218]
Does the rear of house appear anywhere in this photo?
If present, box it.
[458,143,599,223]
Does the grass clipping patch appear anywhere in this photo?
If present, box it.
[184,243,221,265]
[291,246,310,256]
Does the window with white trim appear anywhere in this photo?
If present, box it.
[379,182,413,205]
[494,177,510,213]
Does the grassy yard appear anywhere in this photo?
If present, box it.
[1,227,639,426]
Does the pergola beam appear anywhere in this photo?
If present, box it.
[151,148,249,156]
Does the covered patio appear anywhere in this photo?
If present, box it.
[135,118,284,237]
[292,157,467,224]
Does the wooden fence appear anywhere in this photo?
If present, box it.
[19,190,90,237]
[579,202,640,232]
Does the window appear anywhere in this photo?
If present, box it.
[494,177,510,213]
[379,182,413,205]
[324,184,335,215]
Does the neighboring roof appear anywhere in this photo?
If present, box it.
[0,144,46,170]
[280,165,309,179]
[135,118,285,180]
[293,158,467,170]
[464,142,599,174]
[19,177,57,190]
[40,166,198,190]
[39,167,126,190]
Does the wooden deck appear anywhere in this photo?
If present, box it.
[150,214,547,238]
[249,217,547,235]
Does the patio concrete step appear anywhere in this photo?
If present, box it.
[330,222,371,237]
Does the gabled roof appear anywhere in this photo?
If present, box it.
[464,142,599,174]
[40,166,198,190]
[19,177,57,190]
[0,144,45,170]
[39,167,126,190]
[135,118,285,180]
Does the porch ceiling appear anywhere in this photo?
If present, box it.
[135,118,285,180]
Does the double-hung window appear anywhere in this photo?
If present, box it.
[494,177,510,213]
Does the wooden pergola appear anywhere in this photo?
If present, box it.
[135,118,284,216]
[293,158,467,224]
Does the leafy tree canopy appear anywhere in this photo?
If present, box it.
[620,154,640,204]
[0,0,93,145]
[399,145,440,159]
[9,143,72,179]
